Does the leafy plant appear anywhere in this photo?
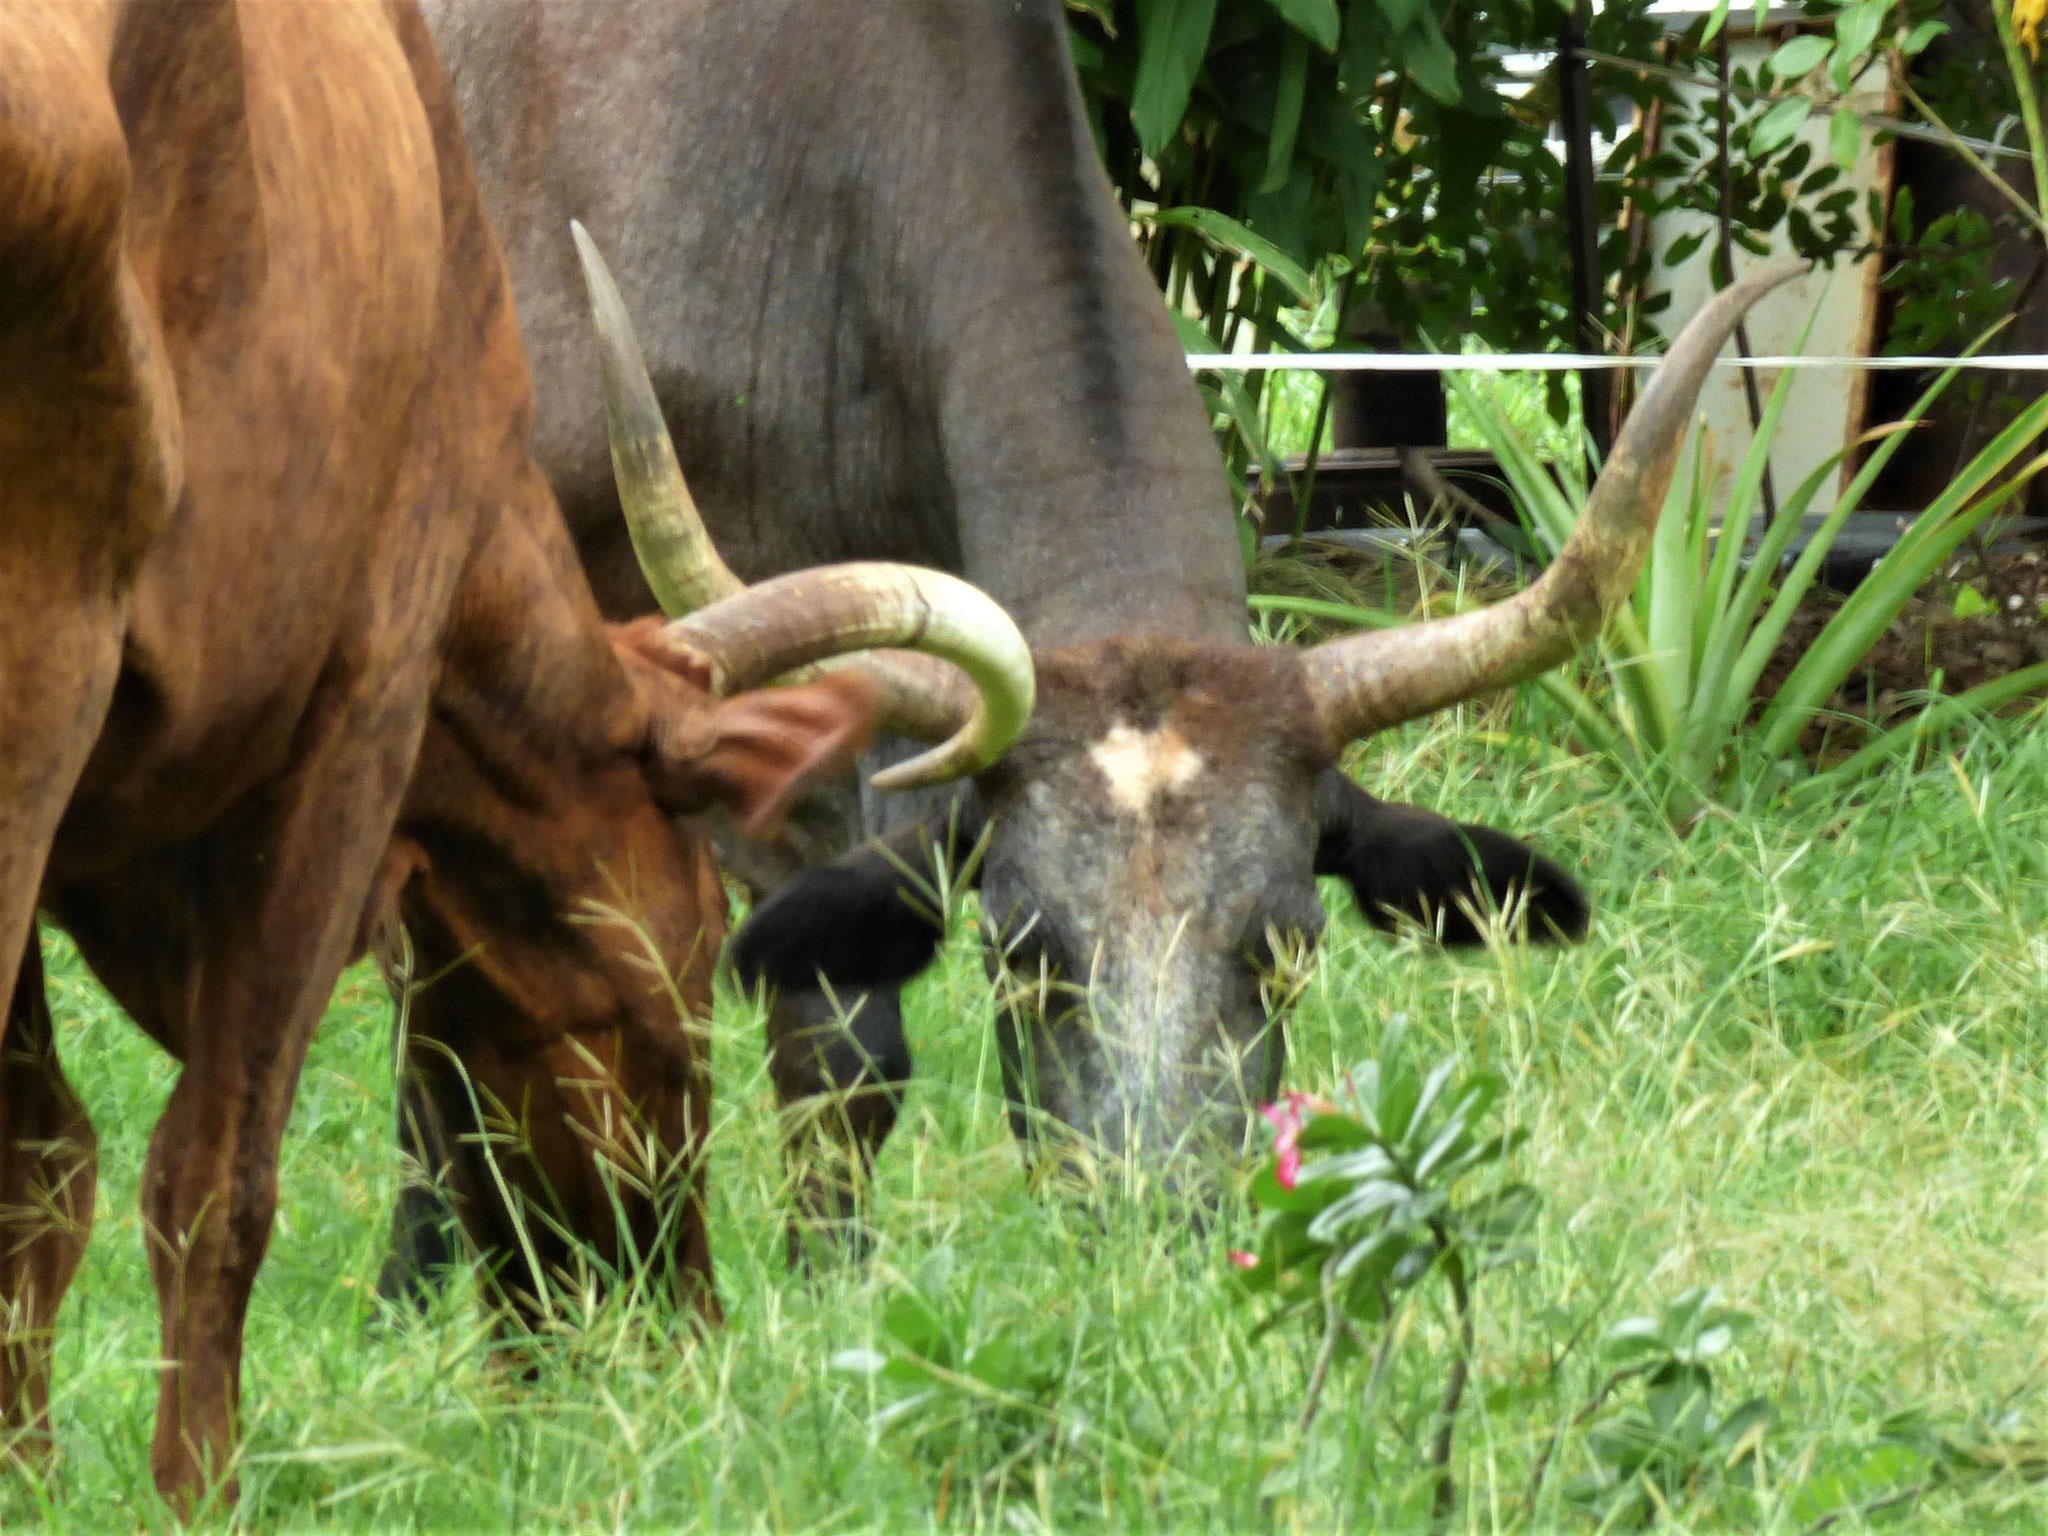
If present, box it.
[1785,0,2047,359]
[1483,360,2048,816]
[1557,1287,1774,1525]
[1229,1030,1537,1517]
[831,1246,1078,1485]
[1257,348,2048,821]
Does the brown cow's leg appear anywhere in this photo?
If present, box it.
[0,924,97,1459]
[54,703,426,1513]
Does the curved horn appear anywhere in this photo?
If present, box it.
[665,564,1035,789]
[573,221,1033,788]
[573,220,744,616]
[1304,261,1804,743]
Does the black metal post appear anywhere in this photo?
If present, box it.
[1715,31,1779,520]
[1557,3,1613,460]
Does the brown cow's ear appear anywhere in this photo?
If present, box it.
[672,672,881,837]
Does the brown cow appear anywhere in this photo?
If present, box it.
[0,0,1031,1512]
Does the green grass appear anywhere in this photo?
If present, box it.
[19,697,2048,1531]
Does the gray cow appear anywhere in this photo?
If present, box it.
[398,0,1741,1277]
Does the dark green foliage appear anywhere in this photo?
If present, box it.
[1067,0,1676,359]
[1562,1287,1775,1524]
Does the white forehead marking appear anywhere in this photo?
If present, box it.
[1087,722,1205,815]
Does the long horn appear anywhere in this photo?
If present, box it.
[663,564,1034,789]
[1303,261,1804,743]
[573,220,744,616]
[573,222,1033,788]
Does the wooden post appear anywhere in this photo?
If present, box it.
[1558,3,1613,460]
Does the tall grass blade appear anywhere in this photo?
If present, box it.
[1791,662,2048,798]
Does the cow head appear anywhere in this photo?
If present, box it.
[589,229,1798,1170]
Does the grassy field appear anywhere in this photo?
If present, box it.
[15,693,2048,1532]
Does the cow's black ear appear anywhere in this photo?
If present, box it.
[729,817,971,991]
[1313,772,1589,947]
[730,862,947,990]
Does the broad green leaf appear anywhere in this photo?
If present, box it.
[1602,1315,1672,1359]
[1713,1396,1775,1459]
[1065,0,1117,29]
[1306,1179,1412,1243]
[1403,1056,1461,1149]
[1265,0,1340,50]
[1342,1,1384,94]
[1663,227,1710,268]
[1333,1224,1412,1287]
[964,1338,1027,1391]
[1953,583,1996,618]
[1296,1146,1399,1187]
[1386,1239,1440,1289]
[1261,28,1310,193]
[1461,1182,1542,1246]
[880,1292,954,1365]
[1689,1323,1735,1360]
[1150,205,1315,303]
[1832,0,1887,84]
[1768,34,1831,79]
[1748,95,1812,158]
[1830,107,1860,170]
[1901,18,1949,55]
[1248,1162,1328,1212]
[1443,1072,1503,1127]
[1376,0,1425,35]
[1297,1113,1374,1151]
[1701,0,1732,43]
[1170,307,1219,355]
[1412,1117,1474,1184]
[1394,10,1460,105]
[1132,0,1219,159]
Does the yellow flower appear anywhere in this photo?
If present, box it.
[2016,0,2048,60]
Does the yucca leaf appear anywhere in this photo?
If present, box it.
[1216,371,1288,496]
[1756,410,2048,758]
[1713,365,1970,757]
[1149,205,1314,305]
[1645,431,1709,722]
[1695,346,1806,678]
[1447,375,1579,552]
[1682,439,1872,782]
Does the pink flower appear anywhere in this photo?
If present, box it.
[1228,1249,1260,1271]
[1259,1090,1335,1191]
